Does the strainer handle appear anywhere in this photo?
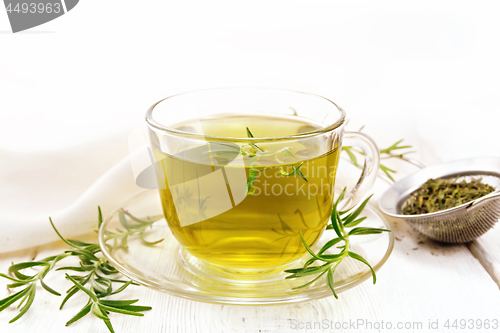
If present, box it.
[338,131,380,211]
[467,191,500,211]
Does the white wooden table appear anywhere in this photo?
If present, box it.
[2,175,500,333]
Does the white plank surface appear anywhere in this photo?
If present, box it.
[468,227,500,287]
[2,209,500,333]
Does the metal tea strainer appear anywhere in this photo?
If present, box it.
[379,157,500,243]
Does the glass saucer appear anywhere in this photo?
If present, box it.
[99,190,394,305]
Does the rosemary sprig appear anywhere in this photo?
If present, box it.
[342,135,414,181]
[284,188,391,298]
[103,210,164,251]
[0,254,68,323]
[0,207,161,332]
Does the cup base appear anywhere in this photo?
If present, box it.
[176,247,307,283]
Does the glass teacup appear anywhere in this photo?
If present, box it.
[145,88,379,274]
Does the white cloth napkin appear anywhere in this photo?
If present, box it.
[0,131,145,253]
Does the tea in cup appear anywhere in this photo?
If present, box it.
[146,88,379,273]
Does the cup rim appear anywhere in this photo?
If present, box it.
[145,87,346,143]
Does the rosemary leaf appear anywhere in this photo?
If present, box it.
[40,279,61,296]
[342,194,373,227]
[326,268,338,299]
[347,251,377,284]
[65,301,92,326]
[342,147,358,167]
[348,227,391,236]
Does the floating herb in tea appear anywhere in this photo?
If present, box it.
[245,167,268,195]
[402,177,495,215]
[279,161,308,182]
[246,127,264,152]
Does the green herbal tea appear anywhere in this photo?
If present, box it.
[151,114,341,270]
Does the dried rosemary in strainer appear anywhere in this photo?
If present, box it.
[402,177,495,215]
